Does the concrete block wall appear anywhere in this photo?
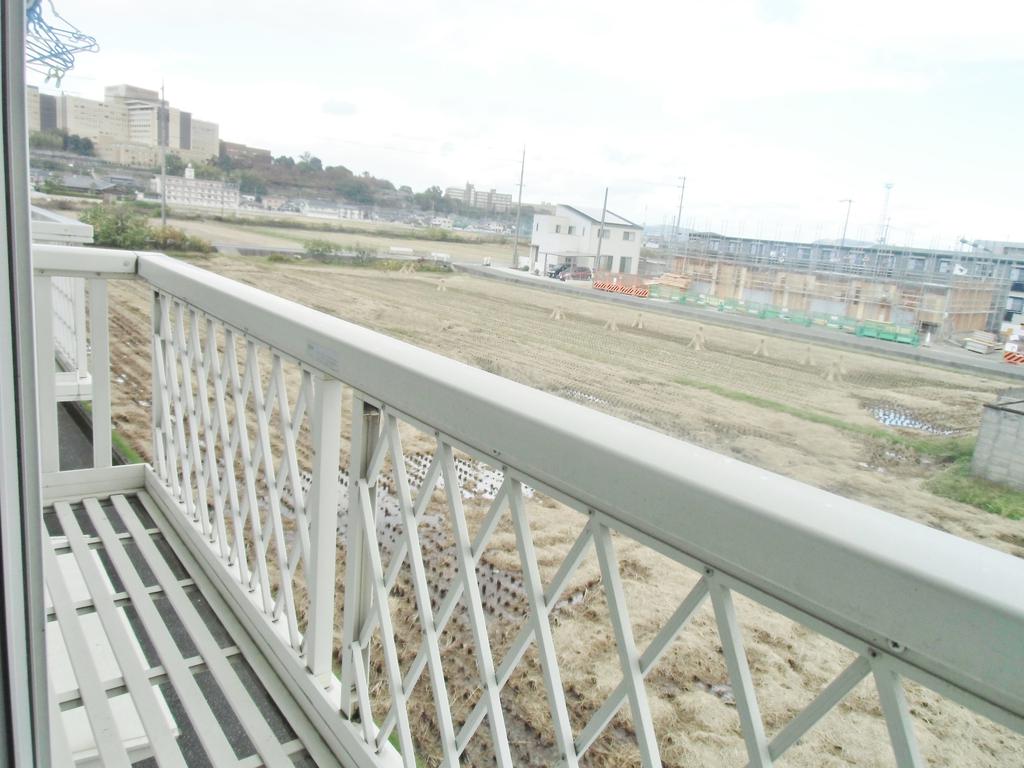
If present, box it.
[972,399,1024,491]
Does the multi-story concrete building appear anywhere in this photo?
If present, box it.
[444,182,513,213]
[530,204,642,275]
[668,232,1024,336]
[26,84,219,167]
[27,85,59,132]
[150,163,239,211]
[220,140,272,167]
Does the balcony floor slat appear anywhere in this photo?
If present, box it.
[44,487,340,767]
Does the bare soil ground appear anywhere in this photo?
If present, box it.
[165,217,517,264]
[104,255,1023,767]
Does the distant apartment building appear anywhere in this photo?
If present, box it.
[150,163,239,210]
[26,84,219,167]
[297,199,364,220]
[444,182,513,213]
[530,204,643,275]
[220,140,272,167]
[669,232,1024,335]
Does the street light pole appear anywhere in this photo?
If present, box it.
[595,187,608,272]
[877,182,893,245]
[674,176,686,242]
[839,198,853,250]
[511,145,525,269]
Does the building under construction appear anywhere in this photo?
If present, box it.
[659,233,1024,337]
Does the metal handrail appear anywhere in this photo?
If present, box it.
[134,250,1024,721]
[34,244,1024,765]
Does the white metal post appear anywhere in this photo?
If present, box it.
[88,279,111,468]
[150,290,167,481]
[72,277,87,375]
[305,374,343,686]
[339,396,379,718]
[710,577,772,768]
[873,659,924,768]
[32,275,58,473]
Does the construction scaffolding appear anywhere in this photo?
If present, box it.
[656,233,1015,337]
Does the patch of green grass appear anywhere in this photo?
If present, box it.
[387,731,426,767]
[268,251,451,273]
[673,377,974,462]
[925,458,1024,519]
[221,216,492,244]
[80,402,145,464]
[111,430,144,465]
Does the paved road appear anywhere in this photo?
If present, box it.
[456,264,1024,383]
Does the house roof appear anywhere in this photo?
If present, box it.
[560,204,640,229]
[60,174,116,192]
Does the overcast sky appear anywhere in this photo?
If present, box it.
[30,0,1024,248]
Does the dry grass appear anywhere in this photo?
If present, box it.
[102,255,1024,766]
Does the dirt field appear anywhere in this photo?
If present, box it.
[164,216,517,264]
[102,255,1023,766]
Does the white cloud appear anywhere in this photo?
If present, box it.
[27,0,1024,244]
[323,100,356,116]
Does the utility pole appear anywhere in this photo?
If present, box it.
[877,182,893,244]
[159,80,167,228]
[594,187,608,272]
[839,198,853,250]
[674,175,687,242]
[511,145,525,269]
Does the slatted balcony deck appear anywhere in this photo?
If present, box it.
[43,466,339,767]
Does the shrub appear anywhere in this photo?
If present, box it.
[151,225,213,253]
[80,204,151,249]
[303,238,341,261]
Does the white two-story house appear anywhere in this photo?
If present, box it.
[529,204,642,275]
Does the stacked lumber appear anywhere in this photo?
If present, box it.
[653,273,691,290]
[964,330,1001,354]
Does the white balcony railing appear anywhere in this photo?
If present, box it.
[34,243,1024,767]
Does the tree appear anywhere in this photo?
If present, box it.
[64,134,94,156]
[297,151,323,173]
[333,176,373,204]
[273,155,295,167]
[237,172,267,197]
[192,162,224,180]
[29,130,64,151]
[216,145,235,172]
[163,153,187,176]
[80,204,152,249]
[413,185,451,211]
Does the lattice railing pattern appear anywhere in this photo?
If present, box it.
[335,403,949,768]
[51,274,87,374]
[147,283,1021,768]
[151,290,342,677]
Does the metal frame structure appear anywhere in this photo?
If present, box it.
[2,0,50,763]
[671,232,1018,335]
[22,242,1024,766]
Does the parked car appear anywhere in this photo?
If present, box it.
[546,263,571,278]
[561,266,593,281]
